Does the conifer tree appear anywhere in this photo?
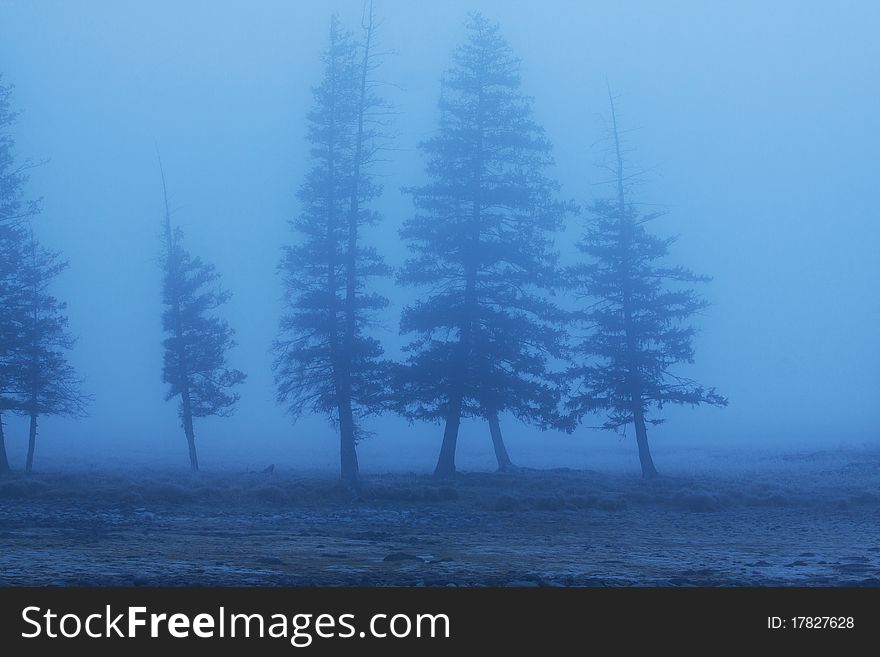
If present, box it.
[274,10,390,487]
[0,76,40,474]
[397,14,567,477]
[566,93,727,478]
[159,160,245,472]
[16,232,89,473]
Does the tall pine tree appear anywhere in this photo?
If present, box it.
[159,159,245,472]
[565,93,727,478]
[274,11,390,487]
[397,14,567,477]
[0,76,40,474]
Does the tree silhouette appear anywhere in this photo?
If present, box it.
[397,14,567,476]
[274,11,391,487]
[159,159,245,472]
[0,76,41,474]
[14,232,90,473]
[565,92,727,477]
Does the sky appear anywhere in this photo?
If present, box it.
[1,0,878,474]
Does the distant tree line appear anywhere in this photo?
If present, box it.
[0,10,726,482]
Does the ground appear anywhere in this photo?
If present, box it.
[1,448,879,586]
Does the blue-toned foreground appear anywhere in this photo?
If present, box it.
[1,447,878,587]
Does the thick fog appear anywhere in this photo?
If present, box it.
[1,0,877,474]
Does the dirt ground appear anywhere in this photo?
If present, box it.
[2,449,879,586]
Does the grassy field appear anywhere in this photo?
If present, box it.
[1,448,879,586]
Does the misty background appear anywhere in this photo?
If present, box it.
[1,0,877,474]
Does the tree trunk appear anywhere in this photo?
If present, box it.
[435,392,462,478]
[488,412,515,472]
[330,328,358,485]
[0,413,9,474]
[181,395,199,472]
[25,411,37,474]
[337,395,359,486]
[632,405,657,479]
[435,256,475,478]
